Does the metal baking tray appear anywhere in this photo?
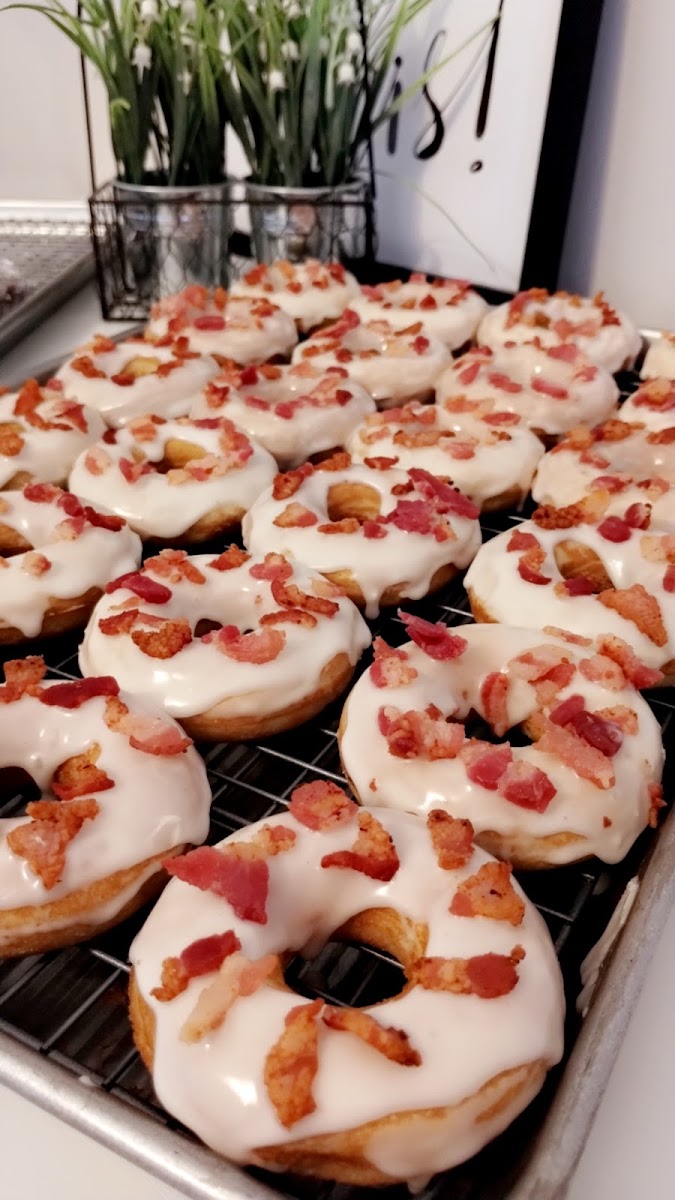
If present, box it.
[0,361,673,1200]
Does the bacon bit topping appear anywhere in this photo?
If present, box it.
[363,455,399,470]
[209,546,251,571]
[271,577,338,617]
[103,695,191,755]
[518,554,551,585]
[0,655,46,704]
[624,502,651,530]
[507,529,539,553]
[264,999,322,1128]
[598,515,631,543]
[105,572,172,604]
[6,798,99,888]
[166,844,273,922]
[408,468,480,520]
[317,517,361,534]
[321,810,399,880]
[288,780,358,831]
[648,782,665,828]
[382,707,464,761]
[549,694,586,726]
[427,810,474,870]
[363,518,388,539]
[591,475,630,494]
[370,638,418,688]
[39,677,119,709]
[532,502,586,530]
[579,653,627,690]
[488,371,522,394]
[398,611,467,660]
[531,714,615,789]
[22,551,51,577]
[99,609,140,637]
[152,931,242,1002]
[322,1007,421,1066]
[463,742,512,790]
[480,672,510,737]
[52,744,114,801]
[664,565,675,593]
[596,705,638,735]
[408,947,525,999]
[273,501,318,528]
[532,377,569,400]
[543,626,593,647]
[132,617,193,659]
[143,549,206,585]
[193,313,226,331]
[23,482,61,503]
[598,584,667,647]
[272,463,314,500]
[260,607,317,628]
[499,759,557,811]
[450,862,525,925]
[596,635,663,689]
[0,423,24,456]
[204,625,286,664]
[181,952,278,1044]
[558,577,597,596]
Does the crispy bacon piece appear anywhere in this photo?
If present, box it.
[264,999,322,1128]
[205,625,286,664]
[152,930,242,1002]
[532,503,585,530]
[322,1006,421,1066]
[665,565,675,593]
[166,846,271,923]
[104,695,191,755]
[595,705,638,735]
[499,759,557,812]
[369,637,418,688]
[398,611,467,660]
[383,707,464,761]
[597,584,667,647]
[427,810,474,870]
[272,463,314,500]
[260,608,317,628]
[531,713,615,789]
[507,529,540,553]
[7,798,99,888]
[579,653,627,690]
[143,549,206,585]
[271,577,338,617]
[517,548,551,586]
[105,572,172,604]
[480,672,510,736]
[209,546,250,571]
[408,947,525,999]
[648,782,665,828]
[0,423,24,456]
[321,810,400,880]
[463,742,513,790]
[98,608,140,637]
[273,502,319,528]
[39,677,119,709]
[596,635,663,688]
[52,744,114,801]
[181,952,278,1044]
[0,656,46,703]
[450,861,525,925]
[131,618,192,659]
[408,468,480,520]
[597,515,631,543]
[317,517,361,534]
[288,780,357,831]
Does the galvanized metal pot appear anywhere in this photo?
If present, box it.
[245,179,371,263]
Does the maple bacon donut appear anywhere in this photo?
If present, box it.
[129,786,564,1186]
[352,274,488,350]
[620,378,675,429]
[0,657,211,957]
[230,260,360,332]
[641,334,675,380]
[146,286,298,363]
[242,453,482,617]
[79,547,371,741]
[69,414,276,543]
[340,618,664,868]
[0,378,105,488]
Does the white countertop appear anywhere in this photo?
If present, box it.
[0,284,674,1200]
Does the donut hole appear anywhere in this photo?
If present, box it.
[151,438,211,475]
[327,482,382,525]
[194,618,223,639]
[553,539,612,592]
[0,766,40,817]
[119,355,161,379]
[0,523,33,555]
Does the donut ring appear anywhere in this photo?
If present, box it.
[464,504,675,677]
[190,361,375,469]
[340,619,664,868]
[0,484,141,644]
[69,414,276,543]
[79,547,371,741]
[292,309,451,409]
[129,788,564,1186]
[352,274,488,350]
[55,333,220,427]
[436,342,619,441]
[347,401,544,512]
[640,334,675,381]
[230,260,360,332]
[242,452,482,618]
[477,289,641,373]
[0,657,211,957]
[620,378,675,429]
[532,419,675,531]
[146,286,298,363]
[0,378,105,488]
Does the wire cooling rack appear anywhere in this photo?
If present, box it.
[0,367,673,1200]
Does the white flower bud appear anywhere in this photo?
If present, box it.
[182,0,197,20]
[336,61,356,85]
[345,31,362,55]
[131,42,152,72]
[181,69,193,94]
[319,35,330,54]
[281,40,299,61]
[268,68,286,91]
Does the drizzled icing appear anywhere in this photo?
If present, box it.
[352,275,488,350]
[0,380,105,487]
[230,260,360,332]
[130,807,564,1180]
[0,487,141,637]
[190,362,375,469]
[79,552,371,719]
[242,459,482,617]
[68,415,276,540]
[477,290,641,374]
[620,378,675,430]
[0,685,211,926]
[347,402,544,509]
[291,311,451,407]
[147,288,298,362]
[436,342,619,437]
[56,335,219,427]
[640,335,675,381]
[341,624,664,865]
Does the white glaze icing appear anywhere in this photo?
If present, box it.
[130,807,564,1179]
[341,623,663,865]
[230,260,360,332]
[190,362,375,469]
[620,378,675,429]
[242,459,482,617]
[68,415,277,541]
[146,288,298,362]
[464,518,675,670]
[291,311,451,407]
[79,551,371,720]
[0,380,105,487]
[640,335,675,381]
[352,276,488,350]
[0,486,141,637]
[0,684,211,923]
[55,335,220,427]
[347,402,544,509]
[436,342,620,437]
[477,291,641,374]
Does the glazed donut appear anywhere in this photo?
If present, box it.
[532,419,675,531]
[477,289,641,374]
[190,361,375,469]
[0,657,211,957]
[129,785,564,1186]
[146,286,298,363]
[464,503,675,676]
[641,334,675,381]
[347,401,544,512]
[291,309,451,409]
[352,274,488,350]
[242,453,482,617]
[436,342,619,440]
[230,260,360,332]
[79,547,371,741]
[68,414,276,543]
[56,333,219,427]
[620,378,675,429]
[0,378,105,488]
[0,483,141,643]
[340,618,664,868]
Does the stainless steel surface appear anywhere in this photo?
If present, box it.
[0,217,94,357]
